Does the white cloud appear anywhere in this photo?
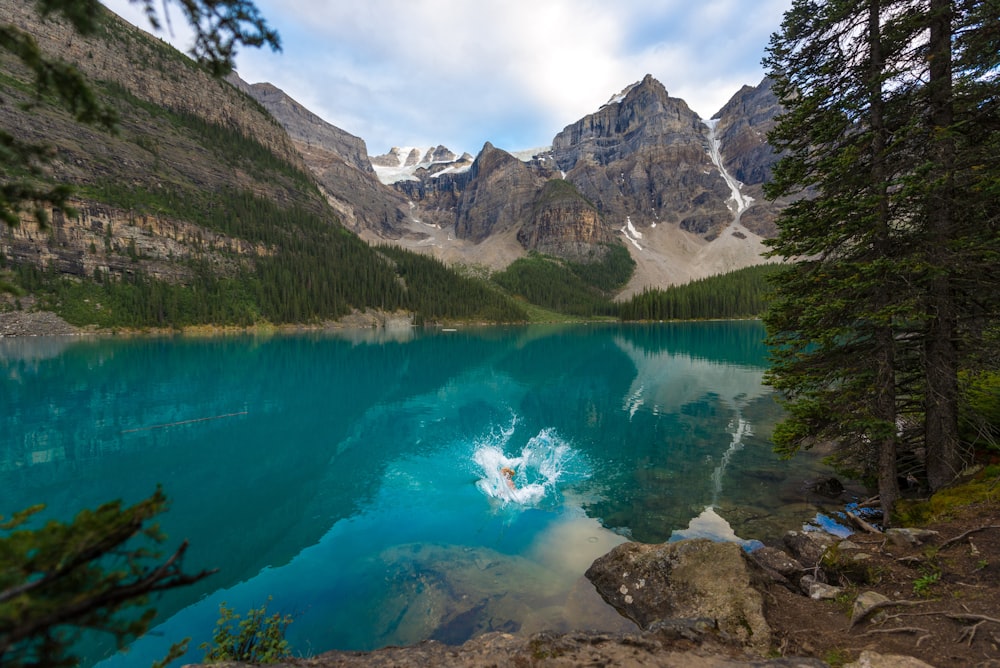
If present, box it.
[101,0,791,155]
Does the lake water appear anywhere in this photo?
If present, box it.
[0,322,843,666]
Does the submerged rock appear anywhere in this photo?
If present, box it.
[806,476,845,499]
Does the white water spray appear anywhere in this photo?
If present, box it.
[473,428,584,507]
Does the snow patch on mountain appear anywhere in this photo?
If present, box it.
[370,145,472,185]
[508,146,553,162]
[621,216,643,250]
[702,119,754,218]
[601,81,640,108]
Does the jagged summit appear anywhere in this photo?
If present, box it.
[350,76,782,292]
[601,79,642,108]
[370,145,473,185]
[550,74,699,172]
[235,68,784,293]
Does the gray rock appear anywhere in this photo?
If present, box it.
[195,628,830,667]
[806,580,843,601]
[750,546,805,580]
[585,538,771,652]
[885,528,940,548]
[783,530,837,568]
[851,591,890,626]
[844,649,937,667]
[798,574,839,598]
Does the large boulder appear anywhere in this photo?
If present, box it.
[585,538,771,652]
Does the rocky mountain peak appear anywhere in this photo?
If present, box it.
[713,78,783,237]
[549,74,700,171]
[422,145,457,164]
[235,79,374,174]
[455,143,549,242]
[402,147,423,167]
[368,144,470,186]
[468,142,517,176]
[369,147,413,168]
[239,68,784,292]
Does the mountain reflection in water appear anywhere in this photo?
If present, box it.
[0,323,840,667]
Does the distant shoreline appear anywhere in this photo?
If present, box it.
[0,306,761,339]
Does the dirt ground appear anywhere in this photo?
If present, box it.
[764,500,1000,667]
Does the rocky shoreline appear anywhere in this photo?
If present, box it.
[0,306,417,339]
[0,307,88,337]
[185,497,998,667]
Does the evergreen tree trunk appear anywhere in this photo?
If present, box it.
[869,0,899,523]
[923,0,962,489]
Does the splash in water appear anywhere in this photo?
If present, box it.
[473,428,585,507]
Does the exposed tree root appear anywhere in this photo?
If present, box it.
[947,614,1000,646]
[849,600,931,629]
[939,525,1000,550]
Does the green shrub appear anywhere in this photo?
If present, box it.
[201,599,293,664]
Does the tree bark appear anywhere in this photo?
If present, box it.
[869,0,899,524]
[924,0,962,490]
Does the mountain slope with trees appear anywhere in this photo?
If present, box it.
[0,0,528,329]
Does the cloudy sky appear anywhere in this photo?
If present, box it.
[101,0,792,156]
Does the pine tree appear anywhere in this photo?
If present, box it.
[764,0,1000,521]
[0,488,215,667]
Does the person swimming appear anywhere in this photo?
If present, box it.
[500,467,516,490]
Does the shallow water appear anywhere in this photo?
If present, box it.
[0,322,842,666]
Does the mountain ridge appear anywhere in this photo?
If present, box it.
[303,73,782,294]
[0,0,530,328]
[2,0,784,321]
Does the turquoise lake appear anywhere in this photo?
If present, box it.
[0,322,843,666]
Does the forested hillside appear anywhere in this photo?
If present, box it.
[618,264,781,321]
[491,246,634,318]
[0,0,528,328]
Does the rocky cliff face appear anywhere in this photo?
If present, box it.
[546,74,730,239]
[517,179,614,260]
[714,79,783,238]
[233,80,409,236]
[1,202,262,286]
[353,74,783,290]
[2,0,303,172]
[715,79,780,187]
[237,80,374,174]
[454,143,550,243]
[0,0,328,287]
